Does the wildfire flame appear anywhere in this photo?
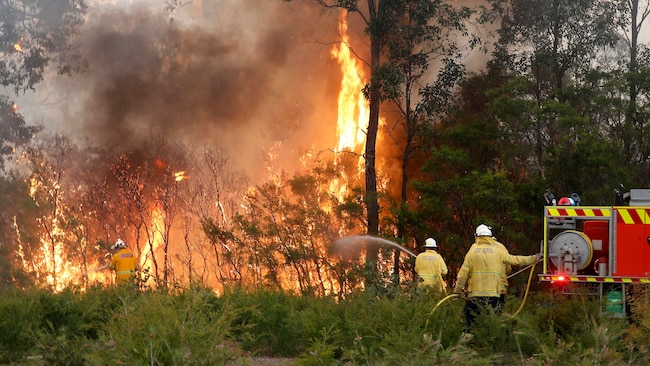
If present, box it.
[331,12,367,156]
[13,8,383,294]
[14,38,23,52]
[19,176,112,291]
[139,205,166,287]
[328,11,369,200]
[174,171,189,181]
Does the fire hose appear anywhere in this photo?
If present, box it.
[425,293,461,329]
[511,259,539,318]
[425,258,541,328]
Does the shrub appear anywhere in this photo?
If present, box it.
[1,284,650,365]
[0,287,42,363]
[87,286,240,365]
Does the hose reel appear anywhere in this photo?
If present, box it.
[548,230,594,275]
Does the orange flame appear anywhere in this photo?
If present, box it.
[331,12,367,156]
[328,11,368,201]
[174,171,189,181]
[19,176,113,291]
[14,38,23,52]
[155,158,167,169]
[139,205,165,287]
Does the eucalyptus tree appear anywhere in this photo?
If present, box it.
[622,0,650,102]
[492,0,621,91]
[281,0,386,265]
[0,96,39,171]
[187,146,248,289]
[203,161,362,296]
[487,0,623,191]
[381,0,480,201]
[619,0,650,185]
[108,139,196,288]
[375,0,481,282]
[20,134,87,289]
[283,1,484,279]
[0,0,88,171]
[0,169,37,286]
[411,70,541,280]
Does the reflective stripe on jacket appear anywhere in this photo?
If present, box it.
[415,249,448,291]
[468,241,512,295]
[110,248,137,284]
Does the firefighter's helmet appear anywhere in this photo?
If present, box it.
[475,224,492,237]
[111,239,126,250]
[424,238,437,248]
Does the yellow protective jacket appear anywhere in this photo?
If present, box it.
[109,248,137,285]
[454,236,536,297]
[468,241,512,295]
[415,249,449,291]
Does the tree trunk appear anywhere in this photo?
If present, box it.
[364,0,381,266]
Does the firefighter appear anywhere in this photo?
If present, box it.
[454,224,541,334]
[496,242,512,308]
[467,237,511,308]
[109,239,137,286]
[415,238,449,293]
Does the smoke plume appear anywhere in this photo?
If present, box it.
[53,0,342,180]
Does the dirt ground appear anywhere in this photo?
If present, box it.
[226,357,295,366]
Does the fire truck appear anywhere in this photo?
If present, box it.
[539,189,650,317]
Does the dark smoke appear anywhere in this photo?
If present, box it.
[59,0,342,180]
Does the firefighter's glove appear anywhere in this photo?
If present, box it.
[535,253,543,262]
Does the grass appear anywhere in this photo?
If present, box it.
[0,283,648,365]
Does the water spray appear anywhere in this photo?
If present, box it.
[334,235,417,258]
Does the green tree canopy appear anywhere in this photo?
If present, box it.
[0,0,87,171]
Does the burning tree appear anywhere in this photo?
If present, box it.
[0,0,89,286]
[1,0,423,295]
[17,134,109,290]
[1,124,409,295]
[285,0,486,283]
[202,158,374,296]
[108,138,196,289]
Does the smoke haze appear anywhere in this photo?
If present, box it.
[15,0,492,185]
[29,0,343,180]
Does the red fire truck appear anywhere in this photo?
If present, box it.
[538,189,650,317]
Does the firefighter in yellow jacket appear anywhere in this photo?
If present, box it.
[109,239,137,285]
[468,238,512,307]
[415,238,448,293]
[454,224,541,332]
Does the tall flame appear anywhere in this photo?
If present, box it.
[331,11,367,157]
[139,205,166,288]
[19,176,111,291]
[328,11,369,201]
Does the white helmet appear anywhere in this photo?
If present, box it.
[111,239,126,250]
[424,238,437,248]
[475,224,492,237]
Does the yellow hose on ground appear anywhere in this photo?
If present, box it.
[511,259,538,317]
[425,293,460,329]
[425,258,539,330]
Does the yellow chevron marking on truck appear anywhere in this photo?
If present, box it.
[547,208,611,217]
[618,209,635,224]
